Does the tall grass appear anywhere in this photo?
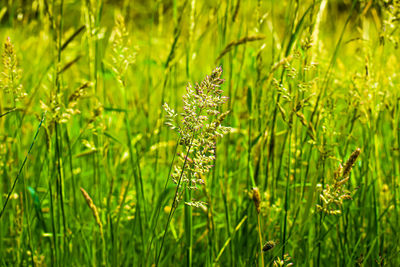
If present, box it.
[1,0,400,266]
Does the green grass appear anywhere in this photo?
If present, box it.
[1,0,400,266]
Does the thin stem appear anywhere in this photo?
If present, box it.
[185,187,193,267]
[0,112,46,219]
[145,139,181,263]
[156,137,194,266]
[257,214,264,267]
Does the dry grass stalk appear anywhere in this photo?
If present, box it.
[215,35,266,63]
[80,187,104,239]
[342,148,361,179]
[252,187,261,214]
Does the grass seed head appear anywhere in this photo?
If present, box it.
[317,148,361,215]
[252,187,261,214]
[164,67,230,206]
[342,148,361,179]
[1,37,26,105]
[80,187,104,239]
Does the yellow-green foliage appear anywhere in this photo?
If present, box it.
[0,1,400,267]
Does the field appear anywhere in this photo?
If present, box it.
[0,0,400,266]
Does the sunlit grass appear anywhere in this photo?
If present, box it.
[1,1,400,266]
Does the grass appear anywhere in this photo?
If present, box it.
[1,0,400,266]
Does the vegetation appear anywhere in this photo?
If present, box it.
[0,0,399,266]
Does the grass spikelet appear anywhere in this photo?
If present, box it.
[273,253,293,267]
[316,148,361,215]
[342,148,361,179]
[80,187,104,239]
[110,14,137,82]
[40,82,89,126]
[252,187,261,214]
[0,37,26,106]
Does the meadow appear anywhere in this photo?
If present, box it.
[0,0,399,266]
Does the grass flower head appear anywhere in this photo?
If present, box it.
[164,66,230,205]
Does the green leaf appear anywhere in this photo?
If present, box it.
[27,186,47,232]
[247,87,253,113]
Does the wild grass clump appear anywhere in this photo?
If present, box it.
[316,148,361,215]
[1,1,400,266]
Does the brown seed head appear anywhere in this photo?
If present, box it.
[342,148,361,178]
[80,187,103,238]
[252,187,261,214]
